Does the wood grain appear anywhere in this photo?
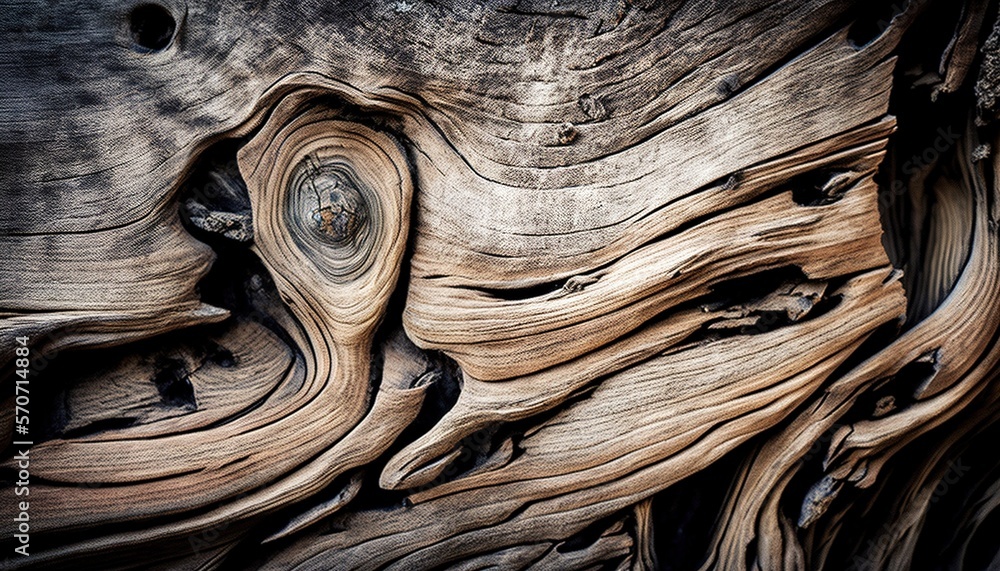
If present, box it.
[3,0,1000,569]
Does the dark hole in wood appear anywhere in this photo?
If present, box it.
[555,510,627,554]
[129,4,176,52]
[652,443,745,570]
[790,170,851,206]
[206,342,237,368]
[852,354,937,420]
[845,1,901,48]
[151,357,198,410]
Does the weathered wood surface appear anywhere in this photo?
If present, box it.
[2,0,1000,569]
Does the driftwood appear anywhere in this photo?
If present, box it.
[2,0,1000,569]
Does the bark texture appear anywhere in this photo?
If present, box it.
[2,0,1000,569]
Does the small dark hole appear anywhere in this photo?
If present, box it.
[790,170,850,206]
[846,1,900,49]
[151,357,198,410]
[205,341,237,368]
[129,4,176,52]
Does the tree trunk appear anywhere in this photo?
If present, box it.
[2,0,1000,569]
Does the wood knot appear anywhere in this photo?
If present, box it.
[717,74,740,98]
[872,395,896,418]
[721,172,742,191]
[578,93,608,122]
[291,156,370,247]
[238,107,412,340]
[556,123,579,145]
